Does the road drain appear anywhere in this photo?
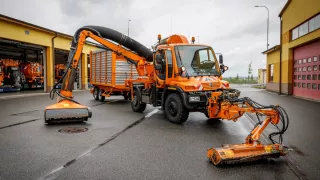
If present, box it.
[59,127,88,133]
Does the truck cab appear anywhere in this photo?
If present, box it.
[131,35,229,124]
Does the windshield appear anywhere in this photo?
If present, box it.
[174,45,220,76]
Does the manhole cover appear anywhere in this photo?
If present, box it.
[59,127,88,133]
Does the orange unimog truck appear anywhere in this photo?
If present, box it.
[54,64,67,88]
[0,59,23,92]
[20,62,44,89]
[45,26,289,165]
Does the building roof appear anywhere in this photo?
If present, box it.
[279,0,292,17]
[0,13,100,47]
[262,45,281,54]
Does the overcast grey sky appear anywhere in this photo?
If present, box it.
[0,0,287,77]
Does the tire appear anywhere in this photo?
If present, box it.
[131,88,146,112]
[99,89,105,102]
[93,87,100,101]
[164,93,189,124]
[204,112,220,121]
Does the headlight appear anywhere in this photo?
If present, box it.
[189,96,200,102]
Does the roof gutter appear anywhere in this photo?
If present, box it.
[51,32,58,87]
[279,17,282,95]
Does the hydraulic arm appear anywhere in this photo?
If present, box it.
[207,90,289,165]
[45,26,153,123]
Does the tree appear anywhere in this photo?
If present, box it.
[251,74,253,81]
[248,61,252,81]
[236,73,239,79]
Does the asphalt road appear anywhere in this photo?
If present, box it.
[0,86,315,180]
[235,84,320,180]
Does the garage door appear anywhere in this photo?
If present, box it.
[0,39,46,91]
[293,39,320,101]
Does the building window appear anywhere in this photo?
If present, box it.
[299,22,309,37]
[292,28,299,40]
[303,67,307,71]
[314,65,318,71]
[307,83,311,89]
[307,75,311,80]
[308,58,312,63]
[294,60,297,65]
[294,83,297,87]
[303,58,307,63]
[312,83,317,89]
[319,84,320,90]
[269,64,274,82]
[302,83,306,88]
[308,66,312,71]
[302,75,306,80]
[299,59,302,64]
[314,56,318,62]
[309,18,316,32]
[314,74,318,80]
[298,83,301,88]
[291,14,320,40]
[298,75,301,80]
[315,14,320,29]
[318,74,320,80]
[294,75,297,80]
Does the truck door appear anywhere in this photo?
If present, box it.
[165,50,173,80]
[154,50,166,87]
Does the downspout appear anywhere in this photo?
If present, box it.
[51,32,58,89]
[279,17,282,95]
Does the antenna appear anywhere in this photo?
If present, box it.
[170,16,172,34]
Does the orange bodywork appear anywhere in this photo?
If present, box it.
[55,64,66,81]
[20,62,44,85]
[206,92,287,165]
[0,59,20,86]
[45,99,91,120]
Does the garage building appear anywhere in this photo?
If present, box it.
[263,0,320,101]
[0,14,100,93]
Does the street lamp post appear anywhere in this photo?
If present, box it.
[128,19,131,37]
[255,5,269,50]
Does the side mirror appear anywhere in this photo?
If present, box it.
[223,66,229,71]
[220,65,229,74]
[219,54,223,64]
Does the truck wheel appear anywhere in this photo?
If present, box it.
[131,89,146,112]
[204,112,220,121]
[93,87,100,101]
[164,93,189,124]
[99,90,105,102]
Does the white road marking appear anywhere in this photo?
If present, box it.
[145,109,159,118]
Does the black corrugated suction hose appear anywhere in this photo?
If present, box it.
[71,25,153,62]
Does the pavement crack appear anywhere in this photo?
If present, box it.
[91,102,106,106]
[39,109,159,180]
[0,118,41,130]
[10,110,40,116]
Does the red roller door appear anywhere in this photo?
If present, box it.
[293,39,320,101]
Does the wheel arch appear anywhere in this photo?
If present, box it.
[161,86,194,110]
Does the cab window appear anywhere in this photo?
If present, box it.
[166,50,173,78]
